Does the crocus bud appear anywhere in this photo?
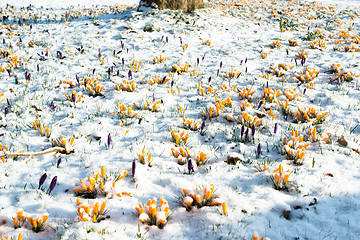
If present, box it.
[132,160,136,178]
[71,93,76,103]
[38,173,47,189]
[257,100,262,110]
[138,118,142,124]
[107,133,111,149]
[4,107,8,117]
[257,143,261,156]
[50,101,55,111]
[128,70,132,79]
[208,76,211,83]
[240,125,245,140]
[48,176,57,195]
[244,128,249,142]
[57,158,61,168]
[303,88,307,95]
[220,61,222,69]
[274,123,278,134]
[188,159,194,174]
[251,124,255,137]
[200,121,205,135]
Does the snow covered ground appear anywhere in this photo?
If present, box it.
[0,0,360,239]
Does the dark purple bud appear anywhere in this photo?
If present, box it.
[84,79,87,88]
[98,48,101,58]
[48,176,57,195]
[200,121,205,134]
[7,99,10,106]
[128,70,132,79]
[171,80,174,88]
[107,133,111,148]
[50,101,55,110]
[295,58,298,66]
[166,36,168,43]
[76,75,80,85]
[3,39,5,44]
[138,118,142,124]
[251,124,255,137]
[245,58,248,64]
[132,44,135,50]
[4,107,8,117]
[30,25,32,30]
[161,36,164,42]
[188,159,194,174]
[303,88,307,94]
[6,68,11,76]
[127,48,129,54]
[217,69,219,76]
[274,123,278,134]
[240,125,245,139]
[197,57,199,65]
[202,54,206,61]
[257,143,261,156]
[153,92,155,102]
[208,76,212,83]
[113,50,116,56]
[132,160,136,178]
[245,67,248,74]
[37,64,40,72]
[71,92,76,103]
[92,68,96,74]
[38,173,47,189]
[257,100,263,110]
[117,70,120,76]
[179,38,182,45]
[220,61,222,69]
[122,58,125,65]
[286,48,289,55]
[240,60,243,65]
[57,158,61,168]
[237,72,241,78]
[266,81,269,88]
[161,76,166,84]
[244,128,249,142]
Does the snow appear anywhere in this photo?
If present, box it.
[0,0,360,240]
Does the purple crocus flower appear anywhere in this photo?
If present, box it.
[200,121,205,135]
[132,160,136,178]
[57,158,61,168]
[166,36,168,43]
[244,128,249,142]
[257,143,261,156]
[122,58,125,66]
[240,60,243,65]
[237,72,241,78]
[274,123,278,134]
[4,107,8,117]
[161,36,164,42]
[240,125,245,140]
[76,75,80,86]
[295,58,298,66]
[37,64,40,72]
[220,61,222,69]
[245,67,248,74]
[6,69,11,76]
[38,173,47,189]
[153,92,155,102]
[202,54,206,61]
[303,88,307,95]
[48,176,57,195]
[128,70,132,79]
[257,100,262,110]
[50,101,55,110]
[266,81,269,88]
[245,58,248,64]
[208,76,212,83]
[251,124,255,137]
[71,92,76,103]
[286,48,289,55]
[92,68,96,74]
[161,76,166,84]
[171,80,174,88]
[217,69,219,76]
[98,48,101,58]
[188,159,194,174]
[138,118,142,124]
[197,57,199,65]
[107,133,111,148]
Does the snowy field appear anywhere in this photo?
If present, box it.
[0,0,360,239]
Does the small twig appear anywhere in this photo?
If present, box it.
[0,147,70,158]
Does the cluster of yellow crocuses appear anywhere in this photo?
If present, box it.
[135,197,170,228]
[13,209,48,233]
[76,198,107,223]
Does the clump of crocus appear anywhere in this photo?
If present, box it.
[73,166,130,198]
[263,87,282,103]
[183,116,201,131]
[86,83,104,97]
[308,39,327,49]
[291,106,328,124]
[52,136,74,154]
[181,184,226,215]
[144,75,170,85]
[195,152,208,166]
[252,231,271,240]
[288,38,301,46]
[305,29,324,41]
[14,209,49,233]
[59,79,76,88]
[65,90,84,103]
[135,197,170,229]
[76,198,108,223]
[171,129,189,146]
[138,148,152,165]
[260,51,268,59]
[202,103,222,119]
[110,102,138,119]
[116,79,137,92]
[306,128,330,143]
[0,144,8,163]
[238,87,256,100]
[271,163,290,190]
[202,39,211,46]
[171,147,190,165]
[327,64,359,84]
[270,40,281,49]
[198,82,218,96]
[172,62,189,74]
[133,99,163,112]
[130,59,142,72]
[262,108,276,121]
[239,99,254,111]
[153,55,166,64]
[294,66,320,83]
[295,49,307,60]
[239,112,261,128]
[0,233,22,240]
[285,88,297,101]
[223,69,240,80]
[283,129,310,164]
[32,119,51,138]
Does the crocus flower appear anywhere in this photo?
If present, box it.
[200,121,205,135]
[220,61,222,69]
[188,159,194,174]
[38,173,47,189]
[244,128,249,142]
[76,75,80,86]
[4,107,8,117]
[257,100,262,109]
[128,70,132,79]
[138,118,142,124]
[303,88,307,94]
[274,123,278,134]
[50,101,55,110]
[251,124,255,137]
[240,125,245,140]
[57,158,61,168]
[208,76,211,83]
[48,176,57,195]
[37,64,40,72]
[257,143,261,156]
[107,133,111,148]
[132,160,136,178]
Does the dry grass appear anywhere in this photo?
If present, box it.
[141,0,204,12]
